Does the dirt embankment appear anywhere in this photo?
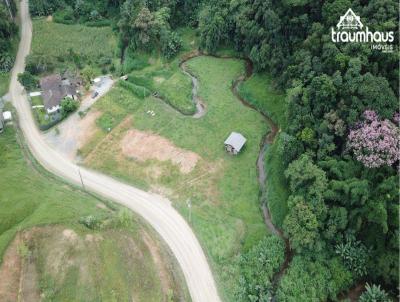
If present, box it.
[121,129,200,174]
[0,226,188,301]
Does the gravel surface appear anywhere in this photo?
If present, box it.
[9,2,221,301]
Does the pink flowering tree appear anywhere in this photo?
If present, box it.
[347,110,400,168]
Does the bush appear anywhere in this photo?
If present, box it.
[117,80,151,99]
[359,283,390,302]
[161,31,182,59]
[276,256,353,301]
[235,236,285,301]
[79,215,99,229]
[60,97,79,118]
[26,54,56,75]
[114,209,134,228]
[53,6,75,24]
[0,54,14,73]
[29,0,65,16]
[17,71,38,91]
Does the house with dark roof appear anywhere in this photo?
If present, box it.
[224,132,246,155]
[40,74,79,114]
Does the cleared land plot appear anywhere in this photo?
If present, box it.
[81,56,270,300]
[0,127,188,301]
[31,19,117,59]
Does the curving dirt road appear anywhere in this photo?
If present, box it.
[9,1,221,302]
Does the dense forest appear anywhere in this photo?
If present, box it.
[28,0,399,301]
[0,0,17,73]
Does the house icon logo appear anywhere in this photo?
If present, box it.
[337,8,363,30]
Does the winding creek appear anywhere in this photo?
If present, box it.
[155,50,293,296]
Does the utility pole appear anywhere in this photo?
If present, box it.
[78,168,85,191]
[187,199,192,223]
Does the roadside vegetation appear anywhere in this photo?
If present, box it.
[0,125,189,301]
[0,1,18,96]
[24,0,400,300]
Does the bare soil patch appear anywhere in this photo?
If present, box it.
[0,236,22,302]
[121,129,200,174]
[142,231,172,296]
[77,110,102,148]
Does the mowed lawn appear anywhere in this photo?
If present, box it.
[0,127,188,301]
[238,73,289,227]
[81,56,270,300]
[31,19,117,58]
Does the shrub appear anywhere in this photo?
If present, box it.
[335,237,369,278]
[79,215,99,229]
[17,71,38,91]
[53,6,75,24]
[161,31,182,59]
[359,283,390,302]
[0,54,14,73]
[114,209,134,228]
[117,80,150,99]
[60,97,78,118]
[235,236,285,301]
[276,256,353,301]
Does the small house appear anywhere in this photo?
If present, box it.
[224,132,246,155]
[40,74,79,115]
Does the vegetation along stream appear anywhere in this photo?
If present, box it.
[152,49,293,296]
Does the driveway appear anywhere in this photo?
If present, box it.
[9,1,221,302]
[42,76,113,160]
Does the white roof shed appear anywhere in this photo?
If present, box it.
[224,132,246,154]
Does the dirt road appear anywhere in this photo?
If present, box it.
[9,1,221,301]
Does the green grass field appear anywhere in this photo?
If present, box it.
[0,73,10,96]
[0,126,188,301]
[238,73,287,129]
[81,56,270,300]
[237,73,289,228]
[31,19,117,59]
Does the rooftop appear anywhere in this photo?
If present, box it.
[40,74,78,110]
[224,132,246,152]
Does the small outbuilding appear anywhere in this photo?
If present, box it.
[0,111,3,133]
[224,132,246,155]
[0,111,12,133]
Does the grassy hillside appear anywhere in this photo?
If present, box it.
[0,126,188,301]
